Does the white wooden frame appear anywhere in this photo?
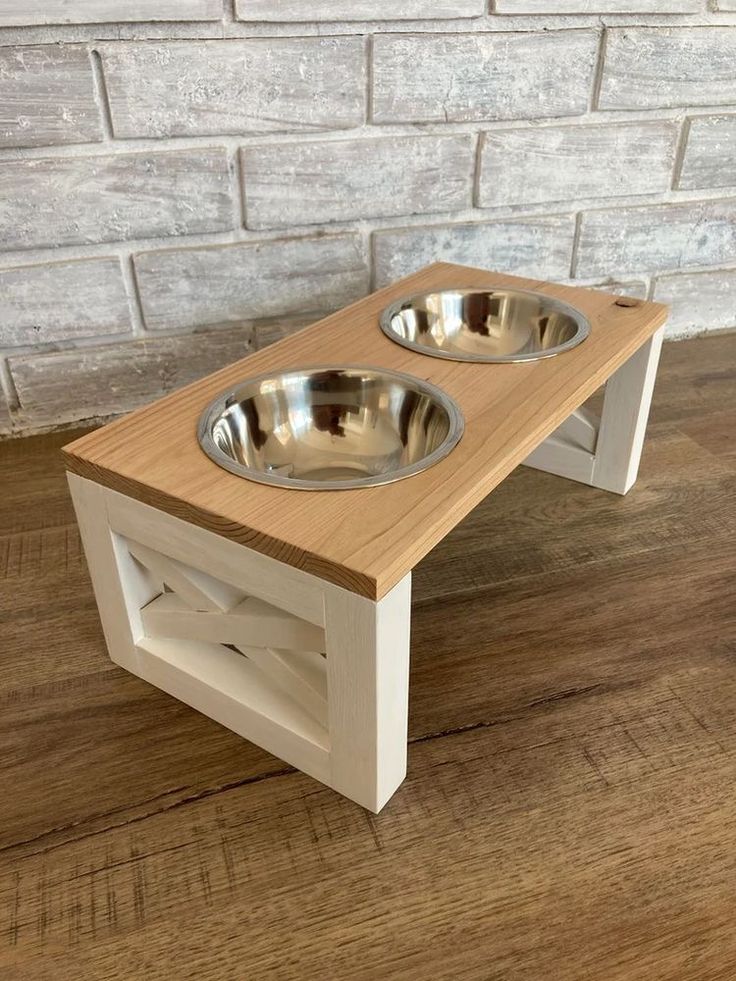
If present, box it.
[523,328,664,494]
[67,474,411,814]
[67,331,662,813]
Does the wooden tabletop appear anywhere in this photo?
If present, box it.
[63,262,668,599]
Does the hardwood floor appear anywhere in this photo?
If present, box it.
[1,332,734,980]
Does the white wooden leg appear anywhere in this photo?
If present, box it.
[324,574,412,813]
[69,475,159,673]
[591,328,665,494]
[523,328,664,495]
[68,474,412,813]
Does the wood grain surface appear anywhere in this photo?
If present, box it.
[1,331,736,978]
[63,263,668,599]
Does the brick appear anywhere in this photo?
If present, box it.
[478,122,677,209]
[599,29,736,110]
[100,39,365,139]
[372,31,598,124]
[374,215,576,287]
[496,0,699,10]
[0,148,232,251]
[653,269,736,338]
[135,234,369,331]
[0,258,131,347]
[241,135,473,230]
[10,327,256,428]
[0,0,221,26]
[0,45,101,149]
[235,0,483,21]
[576,200,736,277]
[679,116,736,191]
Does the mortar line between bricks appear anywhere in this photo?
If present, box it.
[2,106,736,162]
[367,228,378,293]
[569,213,584,280]
[1,296,730,375]
[221,0,236,26]
[3,186,736,271]
[1,12,736,46]
[671,117,693,191]
[0,313,317,362]
[228,147,246,233]
[472,131,484,209]
[365,33,373,125]
[1,258,733,368]
[121,255,147,336]
[88,49,115,142]
[4,308,732,385]
[589,26,607,112]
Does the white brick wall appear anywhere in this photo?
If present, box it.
[0,1,735,436]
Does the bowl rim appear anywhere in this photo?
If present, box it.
[197,363,465,491]
[379,285,591,364]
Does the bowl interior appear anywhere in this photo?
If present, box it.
[199,367,463,490]
[381,288,589,362]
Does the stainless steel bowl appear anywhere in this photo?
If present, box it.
[380,287,590,363]
[197,366,464,490]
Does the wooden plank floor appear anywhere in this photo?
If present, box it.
[1,331,734,980]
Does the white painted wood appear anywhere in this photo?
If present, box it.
[522,434,596,484]
[592,327,665,494]
[554,405,599,453]
[70,475,413,811]
[105,486,326,626]
[140,593,328,725]
[235,644,328,728]
[523,330,663,495]
[126,539,243,612]
[141,592,326,651]
[136,636,330,785]
[67,474,159,672]
[324,574,412,813]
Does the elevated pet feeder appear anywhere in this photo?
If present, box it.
[63,262,667,813]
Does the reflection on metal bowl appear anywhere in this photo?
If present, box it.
[380,287,590,363]
[197,365,464,490]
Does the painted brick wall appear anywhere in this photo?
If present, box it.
[0,1,735,435]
